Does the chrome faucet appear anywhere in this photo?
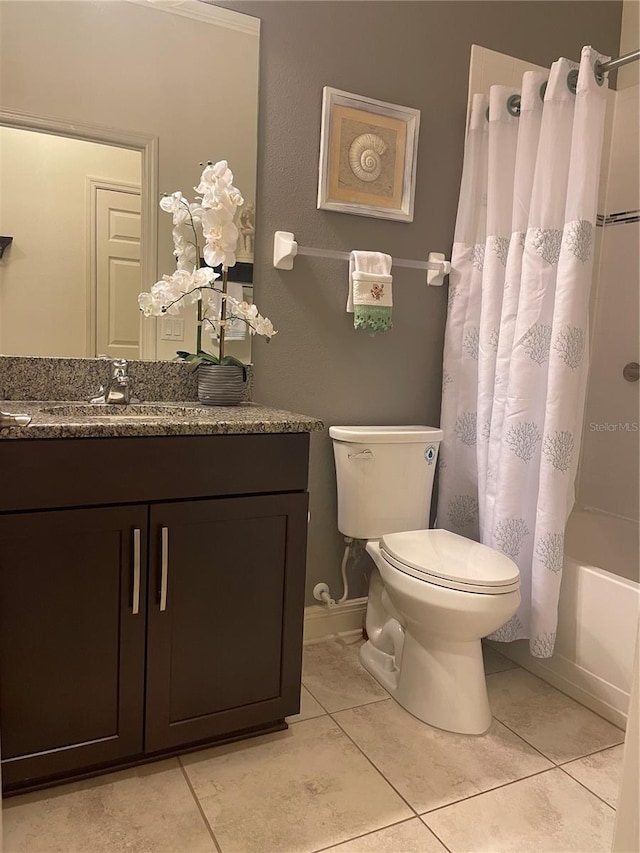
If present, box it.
[106,359,131,405]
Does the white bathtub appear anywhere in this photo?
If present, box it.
[491,509,639,728]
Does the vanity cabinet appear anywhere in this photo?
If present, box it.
[0,433,310,793]
[0,505,147,786]
[145,493,308,752]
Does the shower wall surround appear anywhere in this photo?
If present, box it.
[580,82,640,523]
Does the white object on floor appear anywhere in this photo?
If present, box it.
[330,425,521,735]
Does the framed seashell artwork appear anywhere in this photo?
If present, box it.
[317,87,420,222]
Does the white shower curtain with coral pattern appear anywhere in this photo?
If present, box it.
[437,46,609,657]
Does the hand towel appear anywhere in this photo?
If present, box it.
[347,251,393,334]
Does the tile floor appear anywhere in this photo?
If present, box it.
[3,636,626,853]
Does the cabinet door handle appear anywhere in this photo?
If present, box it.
[160,526,169,612]
[132,528,141,615]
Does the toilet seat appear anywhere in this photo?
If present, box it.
[380,529,520,595]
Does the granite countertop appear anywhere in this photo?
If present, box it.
[0,401,324,440]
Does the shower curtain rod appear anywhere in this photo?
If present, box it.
[596,49,640,74]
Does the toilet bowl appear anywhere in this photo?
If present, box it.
[329,425,521,735]
[364,532,520,734]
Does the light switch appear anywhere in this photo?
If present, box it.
[172,318,184,341]
[161,318,174,341]
[161,317,185,341]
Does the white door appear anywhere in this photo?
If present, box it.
[96,187,141,359]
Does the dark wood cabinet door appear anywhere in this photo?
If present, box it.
[145,493,308,752]
[0,505,147,790]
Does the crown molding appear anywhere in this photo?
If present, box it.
[125,0,260,36]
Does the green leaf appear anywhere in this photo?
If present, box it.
[220,355,245,368]
[220,354,247,381]
[196,351,221,364]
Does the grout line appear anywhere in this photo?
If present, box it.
[490,715,560,764]
[300,680,333,714]
[327,702,421,821]
[557,763,619,812]
[309,817,431,853]
[485,663,626,734]
[484,663,519,675]
[301,681,392,718]
[494,712,624,770]
[415,816,454,853]
[286,711,328,725]
[419,766,556,817]
[178,759,224,853]
[557,742,625,767]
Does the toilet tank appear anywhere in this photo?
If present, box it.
[329,426,443,540]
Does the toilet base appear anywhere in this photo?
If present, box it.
[361,631,492,735]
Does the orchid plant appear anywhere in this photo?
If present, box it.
[138,160,275,370]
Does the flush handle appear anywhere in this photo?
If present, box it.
[348,449,373,460]
[623,362,639,382]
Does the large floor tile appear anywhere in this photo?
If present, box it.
[562,744,625,807]
[181,715,412,853]
[286,685,326,724]
[333,698,552,813]
[482,642,518,675]
[3,759,215,853]
[423,767,615,853]
[320,818,447,853]
[487,669,624,763]
[302,636,388,712]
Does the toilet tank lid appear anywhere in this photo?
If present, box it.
[329,425,443,444]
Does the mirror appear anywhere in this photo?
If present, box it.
[0,0,259,362]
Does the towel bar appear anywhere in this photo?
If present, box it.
[272,231,451,286]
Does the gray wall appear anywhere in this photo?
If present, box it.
[223,1,622,605]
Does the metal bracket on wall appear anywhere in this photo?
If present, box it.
[272,230,451,286]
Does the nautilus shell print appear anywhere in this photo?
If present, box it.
[348,133,387,183]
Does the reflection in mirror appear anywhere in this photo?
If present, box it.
[0,0,260,362]
[1,128,143,359]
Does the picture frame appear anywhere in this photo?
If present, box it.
[317,87,420,222]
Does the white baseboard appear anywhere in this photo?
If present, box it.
[303,596,367,643]
[488,640,629,729]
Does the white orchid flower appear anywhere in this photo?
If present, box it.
[160,191,191,226]
[138,292,164,317]
[197,160,232,189]
[253,316,276,338]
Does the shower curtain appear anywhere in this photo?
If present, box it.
[437,46,609,657]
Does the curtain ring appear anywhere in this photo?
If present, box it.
[593,61,605,86]
[567,69,578,94]
[539,81,548,101]
[506,94,521,117]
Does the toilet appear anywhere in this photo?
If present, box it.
[329,425,521,735]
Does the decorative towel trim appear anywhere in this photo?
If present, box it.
[354,305,393,333]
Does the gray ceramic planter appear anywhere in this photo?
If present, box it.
[197,364,246,406]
